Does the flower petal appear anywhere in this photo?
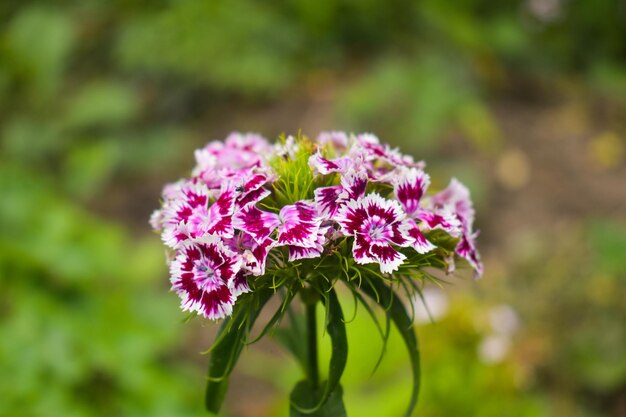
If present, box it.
[431,178,475,227]
[231,271,251,297]
[456,231,483,278]
[368,241,407,273]
[405,219,436,254]
[226,233,275,277]
[276,201,322,248]
[335,199,368,236]
[314,186,344,217]
[308,150,353,175]
[287,225,330,261]
[232,205,280,244]
[339,169,368,201]
[417,208,462,237]
[288,245,323,261]
[351,234,406,273]
[394,168,430,216]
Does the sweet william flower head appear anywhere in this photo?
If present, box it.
[152,131,483,321]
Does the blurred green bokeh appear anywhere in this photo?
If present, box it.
[1,1,625,416]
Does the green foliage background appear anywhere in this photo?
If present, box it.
[1,1,625,416]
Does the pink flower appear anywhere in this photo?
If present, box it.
[314,169,368,219]
[225,233,275,277]
[156,180,213,248]
[392,168,437,254]
[232,205,281,244]
[336,194,412,273]
[223,169,273,209]
[225,233,275,296]
[308,150,354,175]
[193,133,272,188]
[430,179,483,277]
[288,225,332,262]
[276,201,322,248]
[169,235,243,320]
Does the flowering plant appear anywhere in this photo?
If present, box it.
[151,131,482,416]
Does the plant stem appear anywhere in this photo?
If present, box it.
[305,299,319,389]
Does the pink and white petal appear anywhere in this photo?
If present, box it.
[212,187,237,216]
[223,233,274,276]
[335,199,369,236]
[314,186,344,217]
[182,180,211,210]
[193,144,221,174]
[363,193,406,226]
[225,132,272,154]
[247,237,275,276]
[394,168,430,216]
[173,274,234,319]
[287,224,329,261]
[162,222,194,248]
[161,179,186,201]
[150,209,164,232]
[456,231,483,278]
[244,173,271,192]
[237,187,270,208]
[368,241,407,273]
[355,133,389,160]
[405,219,436,254]
[431,178,475,227]
[206,215,234,237]
[339,170,368,200]
[231,271,251,297]
[417,208,462,237]
[232,206,280,243]
[352,234,377,265]
[288,245,323,261]
[385,221,412,247]
[308,151,353,175]
[276,201,322,248]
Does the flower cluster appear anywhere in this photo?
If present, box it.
[151,132,482,320]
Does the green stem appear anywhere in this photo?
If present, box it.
[300,286,320,390]
[306,300,319,389]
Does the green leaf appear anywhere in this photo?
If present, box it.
[289,381,347,417]
[290,288,348,414]
[205,290,273,415]
[360,280,420,417]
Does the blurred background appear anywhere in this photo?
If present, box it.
[1,1,625,416]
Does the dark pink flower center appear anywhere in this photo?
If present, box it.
[194,261,219,287]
